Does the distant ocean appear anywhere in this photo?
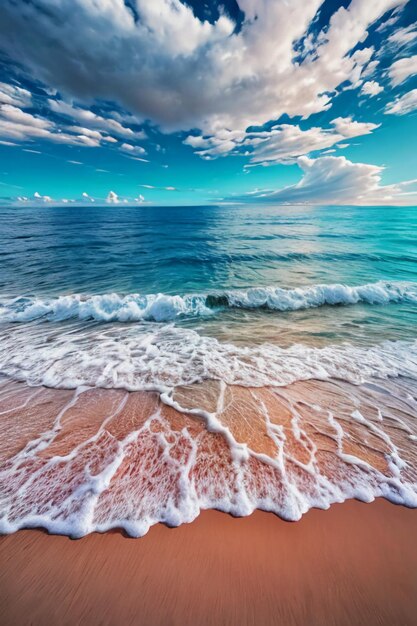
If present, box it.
[0,204,416,536]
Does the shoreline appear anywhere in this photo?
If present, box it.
[1,499,417,626]
[1,376,417,536]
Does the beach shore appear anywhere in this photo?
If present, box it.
[1,377,417,624]
[1,499,417,626]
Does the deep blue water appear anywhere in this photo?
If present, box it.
[1,204,416,297]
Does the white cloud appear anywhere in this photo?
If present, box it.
[361,80,383,96]
[0,98,147,153]
[376,7,403,32]
[34,191,53,202]
[0,82,32,107]
[185,117,379,164]
[67,126,117,143]
[385,88,417,114]
[245,155,417,205]
[139,184,177,191]
[120,142,146,155]
[106,190,119,204]
[0,104,115,147]
[10,192,151,206]
[330,117,380,138]
[361,59,380,78]
[0,0,407,138]
[388,55,417,86]
[82,192,94,202]
[387,22,417,47]
[48,100,138,139]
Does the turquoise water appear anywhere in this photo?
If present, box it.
[0,204,416,389]
[1,204,416,296]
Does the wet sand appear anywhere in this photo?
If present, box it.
[1,499,417,626]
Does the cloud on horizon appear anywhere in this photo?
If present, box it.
[242,155,417,206]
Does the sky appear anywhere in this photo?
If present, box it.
[0,0,416,207]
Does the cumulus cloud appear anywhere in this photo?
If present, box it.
[361,80,384,96]
[330,117,379,138]
[106,190,119,204]
[0,0,407,137]
[388,55,417,85]
[185,117,379,164]
[34,191,53,202]
[10,191,150,206]
[244,155,417,205]
[385,88,417,114]
[119,142,146,155]
[0,0,414,193]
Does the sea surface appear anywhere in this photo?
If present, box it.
[0,204,416,536]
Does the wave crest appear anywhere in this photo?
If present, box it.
[1,280,416,324]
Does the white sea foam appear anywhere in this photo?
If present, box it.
[1,319,416,391]
[1,280,416,323]
[0,377,416,537]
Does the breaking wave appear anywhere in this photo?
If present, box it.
[1,280,416,324]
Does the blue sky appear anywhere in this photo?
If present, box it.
[0,0,416,206]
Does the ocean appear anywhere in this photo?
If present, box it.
[0,203,416,536]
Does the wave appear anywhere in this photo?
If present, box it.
[1,280,416,324]
[1,316,416,390]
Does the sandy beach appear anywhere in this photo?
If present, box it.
[1,377,416,624]
[1,499,417,626]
